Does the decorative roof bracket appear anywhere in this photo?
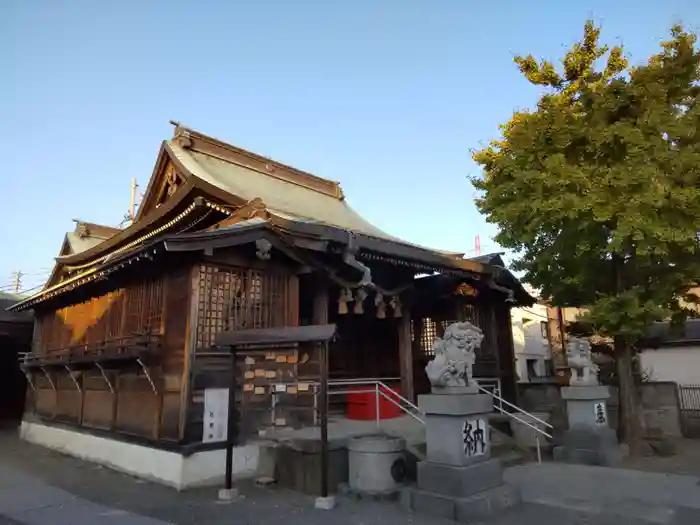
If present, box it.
[342,231,373,287]
[95,363,115,394]
[64,365,82,393]
[40,367,56,391]
[137,358,158,395]
[23,370,36,393]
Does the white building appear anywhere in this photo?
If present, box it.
[510,287,553,382]
[639,319,700,386]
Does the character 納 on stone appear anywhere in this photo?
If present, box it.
[425,321,483,393]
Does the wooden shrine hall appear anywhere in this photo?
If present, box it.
[7,122,532,489]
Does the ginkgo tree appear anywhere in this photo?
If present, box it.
[472,22,700,454]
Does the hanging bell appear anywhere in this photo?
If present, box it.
[354,288,368,314]
[390,295,402,318]
[338,287,352,315]
[375,292,386,319]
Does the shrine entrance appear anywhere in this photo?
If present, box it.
[410,275,519,406]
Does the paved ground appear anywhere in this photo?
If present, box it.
[1,428,699,525]
[622,439,700,477]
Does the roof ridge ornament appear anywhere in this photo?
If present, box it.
[170,120,192,149]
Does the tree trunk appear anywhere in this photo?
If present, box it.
[614,336,647,457]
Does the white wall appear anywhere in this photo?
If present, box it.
[20,421,259,490]
[511,301,551,382]
[639,346,700,385]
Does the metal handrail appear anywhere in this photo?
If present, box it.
[475,384,553,463]
[474,377,503,410]
[326,378,425,425]
[323,378,553,463]
[475,384,553,430]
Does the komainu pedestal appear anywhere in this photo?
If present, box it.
[401,393,520,522]
[553,385,624,466]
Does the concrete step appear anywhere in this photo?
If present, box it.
[505,463,700,524]
[479,502,700,525]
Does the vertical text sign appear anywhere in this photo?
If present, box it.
[203,388,229,443]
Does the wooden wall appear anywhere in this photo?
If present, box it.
[183,256,300,444]
[37,278,163,352]
[26,263,192,444]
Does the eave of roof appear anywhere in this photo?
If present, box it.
[8,200,231,312]
[167,213,487,276]
[9,214,527,312]
[54,179,198,267]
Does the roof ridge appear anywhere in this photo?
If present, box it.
[170,121,344,200]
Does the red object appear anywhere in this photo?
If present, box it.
[346,384,403,421]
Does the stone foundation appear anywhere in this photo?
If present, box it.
[402,393,521,522]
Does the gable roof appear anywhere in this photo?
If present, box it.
[45,221,121,289]
[165,124,465,257]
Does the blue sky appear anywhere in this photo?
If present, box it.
[1,0,697,293]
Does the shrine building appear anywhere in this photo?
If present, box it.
[7,122,532,489]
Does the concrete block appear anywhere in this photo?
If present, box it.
[419,393,493,416]
[562,426,619,449]
[455,483,521,523]
[553,424,624,466]
[406,483,520,523]
[410,488,457,520]
[274,443,348,495]
[217,487,239,501]
[314,495,336,510]
[553,443,624,467]
[561,385,611,401]
[425,413,491,467]
[417,459,503,498]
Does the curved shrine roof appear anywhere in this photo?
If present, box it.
[54,123,466,268]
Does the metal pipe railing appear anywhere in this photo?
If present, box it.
[475,383,553,463]
[475,384,553,430]
[320,377,553,463]
[325,378,424,425]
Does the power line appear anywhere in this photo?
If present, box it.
[518,307,550,320]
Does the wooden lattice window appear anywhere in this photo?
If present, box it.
[123,277,164,335]
[420,318,438,356]
[461,304,497,359]
[196,265,289,351]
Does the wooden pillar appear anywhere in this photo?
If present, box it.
[312,278,329,325]
[398,309,414,403]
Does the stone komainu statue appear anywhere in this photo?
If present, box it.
[567,339,599,386]
[425,321,484,390]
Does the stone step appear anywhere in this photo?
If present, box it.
[402,482,521,523]
[505,463,700,521]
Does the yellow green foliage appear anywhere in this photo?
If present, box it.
[473,22,700,339]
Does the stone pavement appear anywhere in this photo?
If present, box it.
[1,428,700,525]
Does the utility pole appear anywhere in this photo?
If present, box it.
[12,270,22,293]
[557,306,567,355]
[129,178,139,222]
[475,235,481,256]
[121,178,139,228]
